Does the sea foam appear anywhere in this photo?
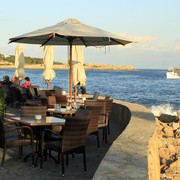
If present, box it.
[150,104,177,117]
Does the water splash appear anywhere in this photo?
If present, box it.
[150,104,177,117]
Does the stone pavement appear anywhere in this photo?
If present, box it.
[93,100,156,180]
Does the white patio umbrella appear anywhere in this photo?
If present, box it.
[41,45,56,89]
[9,18,134,106]
[71,45,86,101]
[72,45,86,87]
[14,43,25,81]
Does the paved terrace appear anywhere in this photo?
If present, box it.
[0,99,156,180]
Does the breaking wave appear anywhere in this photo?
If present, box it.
[150,104,177,117]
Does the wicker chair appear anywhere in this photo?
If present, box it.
[41,116,90,176]
[101,97,113,135]
[0,117,34,169]
[48,96,56,108]
[21,106,47,117]
[97,98,113,143]
[75,109,91,117]
[45,90,55,97]
[21,106,47,142]
[86,91,100,101]
[55,94,68,107]
[84,101,105,148]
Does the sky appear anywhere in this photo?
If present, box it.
[0,0,180,69]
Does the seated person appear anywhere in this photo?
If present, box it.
[81,86,86,94]
[21,76,31,88]
[1,75,12,86]
[1,75,12,97]
[11,76,20,88]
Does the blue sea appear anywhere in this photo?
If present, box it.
[1,68,180,113]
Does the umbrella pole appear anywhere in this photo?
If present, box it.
[47,80,50,90]
[69,41,73,108]
[74,85,77,103]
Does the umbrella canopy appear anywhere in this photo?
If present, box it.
[72,45,86,86]
[9,18,134,106]
[42,45,56,89]
[14,43,25,81]
[9,18,133,46]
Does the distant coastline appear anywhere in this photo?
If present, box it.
[0,62,136,71]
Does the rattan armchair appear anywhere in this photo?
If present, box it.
[41,116,90,176]
[97,98,113,143]
[0,117,34,169]
[55,94,68,107]
[48,96,56,108]
[84,101,105,148]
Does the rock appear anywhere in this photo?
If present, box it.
[172,122,180,130]
[158,114,177,123]
[159,148,171,160]
[167,145,176,154]
[175,128,180,138]
[166,158,180,175]
[162,124,174,137]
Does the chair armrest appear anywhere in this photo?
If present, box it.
[99,113,109,124]
[6,126,34,140]
[4,121,19,127]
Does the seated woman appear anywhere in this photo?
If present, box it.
[21,76,31,88]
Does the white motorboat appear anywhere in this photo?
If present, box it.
[166,67,180,79]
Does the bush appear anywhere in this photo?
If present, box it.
[0,89,6,117]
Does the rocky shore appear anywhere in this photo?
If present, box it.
[156,114,180,180]
[0,62,136,71]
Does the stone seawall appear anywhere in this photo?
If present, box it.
[93,99,156,179]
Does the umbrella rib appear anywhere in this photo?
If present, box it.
[41,34,55,46]
[9,38,25,44]
[80,38,88,47]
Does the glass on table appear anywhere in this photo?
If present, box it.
[66,106,71,111]
[57,104,61,110]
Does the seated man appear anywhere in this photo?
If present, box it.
[21,76,31,88]
[11,76,20,88]
[1,75,12,86]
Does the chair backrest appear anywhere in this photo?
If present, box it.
[75,109,91,117]
[29,87,36,98]
[26,99,42,106]
[19,87,28,95]
[45,90,55,97]
[105,96,110,100]
[0,117,5,148]
[85,100,106,124]
[53,86,63,93]
[48,96,56,107]
[105,99,113,114]
[38,90,47,98]
[92,92,100,100]
[9,87,21,101]
[21,106,47,117]
[62,116,90,152]
[55,94,68,106]
[85,105,104,134]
